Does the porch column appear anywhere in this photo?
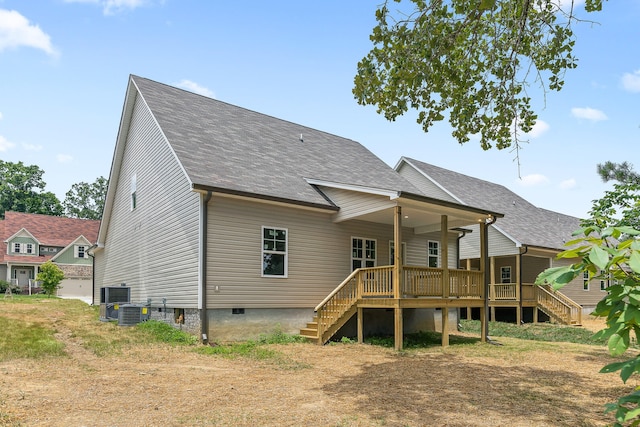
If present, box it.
[490,256,496,321]
[393,206,403,299]
[480,220,489,343]
[441,215,450,347]
[393,205,403,351]
[516,253,522,325]
[466,259,472,319]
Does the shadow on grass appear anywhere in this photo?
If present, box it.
[321,352,618,426]
[361,330,480,349]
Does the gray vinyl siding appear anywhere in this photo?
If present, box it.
[206,196,456,309]
[396,163,458,203]
[317,186,396,222]
[551,257,605,307]
[522,255,551,284]
[94,94,200,307]
[459,224,518,259]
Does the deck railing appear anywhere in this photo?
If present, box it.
[537,284,582,325]
[489,282,518,301]
[314,266,486,341]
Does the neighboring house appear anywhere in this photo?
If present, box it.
[1,211,100,302]
[93,75,503,349]
[396,157,594,323]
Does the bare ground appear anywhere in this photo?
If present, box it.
[0,304,631,427]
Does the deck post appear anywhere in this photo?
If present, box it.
[393,206,403,350]
[357,307,363,344]
[480,219,489,342]
[394,304,403,350]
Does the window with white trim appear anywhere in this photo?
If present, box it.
[583,271,589,291]
[427,240,439,268]
[500,266,512,284]
[13,243,21,253]
[262,227,287,277]
[352,238,376,270]
[26,243,33,254]
[75,245,88,259]
[389,241,406,265]
[600,270,609,291]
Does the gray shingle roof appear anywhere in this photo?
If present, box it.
[402,157,582,250]
[132,76,421,208]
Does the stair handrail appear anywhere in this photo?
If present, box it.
[536,285,582,325]
[315,268,361,312]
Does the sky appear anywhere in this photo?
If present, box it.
[0,0,638,219]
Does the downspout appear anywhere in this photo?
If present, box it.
[88,244,98,306]
[456,229,470,326]
[200,190,213,345]
[483,215,497,343]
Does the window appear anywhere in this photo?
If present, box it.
[26,243,33,254]
[427,241,439,268]
[76,245,87,259]
[130,173,137,211]
[583,271,590,291]
[13,243,20,253]
[389,241,406,265]
[352,238,376,270]
[600,270,609,291]
[262,227,287,277]
[500,266,512,284]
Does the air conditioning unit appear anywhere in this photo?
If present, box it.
[99,303,122,321]
[118,304,151,326]
[99,286,131,321]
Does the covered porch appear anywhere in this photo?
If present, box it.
[301,185,504,350]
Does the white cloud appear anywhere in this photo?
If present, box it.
[0,135,16,152]
[175,79,215,98]
[526,120,550,138]
[571,107,608,122]
[559,178,577,190]
[0,9,58,56]
[622,70,640,93]
[557,0,585,12]
[518,174,550,187]
[23,143,43,151]
[57,154,73,163]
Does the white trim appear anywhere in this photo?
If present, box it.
[261,226,288,278]
[304,178,400,199]
[395,157,465,204]
[351,236,377,270]
[427,240,440,268]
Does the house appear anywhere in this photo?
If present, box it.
[1,211,100,302]
[396,157,594,324]
[93,75,504,350]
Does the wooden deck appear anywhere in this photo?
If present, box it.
[301,266,582,348]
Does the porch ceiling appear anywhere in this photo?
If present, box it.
[356,196,496,233]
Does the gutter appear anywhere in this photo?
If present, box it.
[200,190,213,344]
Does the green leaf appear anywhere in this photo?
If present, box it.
[609,333,631,356]
[630,251,640,274]
[589,245,610,270]
[535,266,577,286]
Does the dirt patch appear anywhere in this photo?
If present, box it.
[0,301,628,426]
